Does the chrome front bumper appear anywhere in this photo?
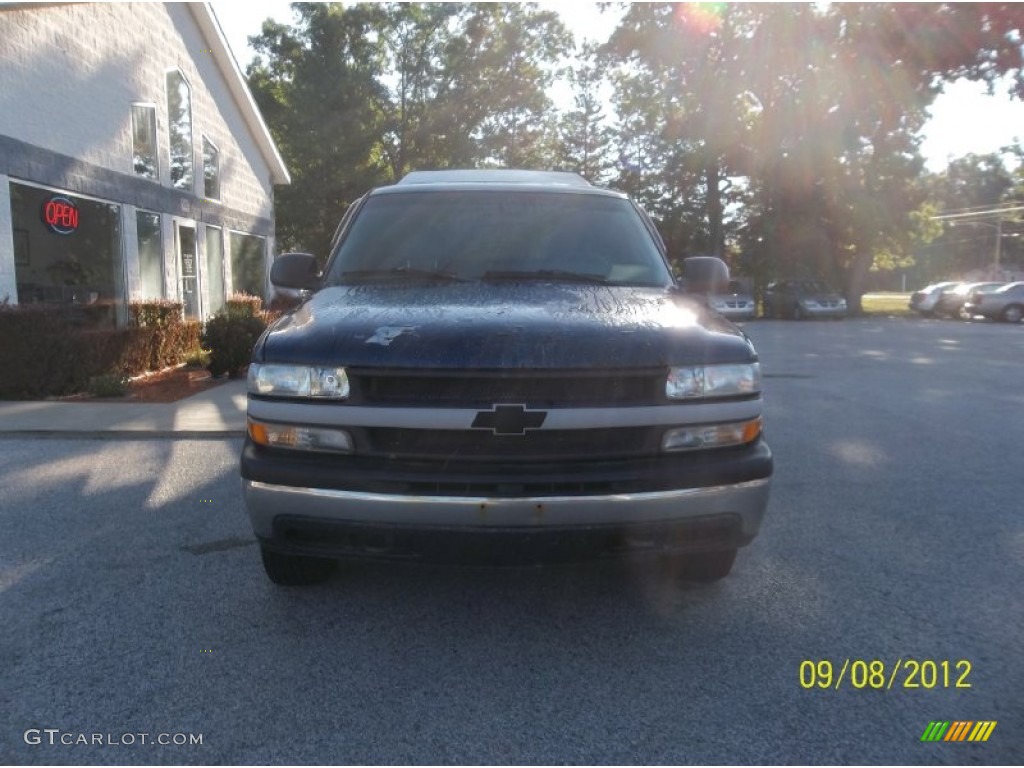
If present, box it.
[802,304,847,318]
[243,477,771,543]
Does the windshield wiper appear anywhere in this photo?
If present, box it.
[335,267,467,284]
[480,269,611,285]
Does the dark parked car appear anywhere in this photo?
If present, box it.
[933,281,1004,318]
[763,279,847,319]
[963,281,1024,322]
[909,281,959,316]
[241,170,773,586]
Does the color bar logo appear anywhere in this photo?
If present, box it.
[921,721,997,742]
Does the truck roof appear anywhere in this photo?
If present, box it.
[397,169,592,186]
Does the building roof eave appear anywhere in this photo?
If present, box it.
[189,3,291,186]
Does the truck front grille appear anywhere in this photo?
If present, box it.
[349,368,664,407]
[362,427,656,461]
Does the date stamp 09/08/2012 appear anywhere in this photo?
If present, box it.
[799,658,972,691]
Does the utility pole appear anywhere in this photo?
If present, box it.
[995,216,1002,269]
[932,206,1019,274]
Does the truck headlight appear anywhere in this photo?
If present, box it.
[666,362,761,399]
[248,364,349,399]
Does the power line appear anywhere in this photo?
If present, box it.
[931,205,1024,221]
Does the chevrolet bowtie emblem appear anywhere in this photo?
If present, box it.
[471,404,548,436]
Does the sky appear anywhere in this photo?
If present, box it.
[210,1,1024,173]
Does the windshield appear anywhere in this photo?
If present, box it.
[725,280,745,294]
[325,191,673,287]
[797,280,831,294]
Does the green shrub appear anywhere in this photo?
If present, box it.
[86,373,128,398]
[202,305,267,378]
[183,348,211,369]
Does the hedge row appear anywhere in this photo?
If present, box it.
[0,301,201,399]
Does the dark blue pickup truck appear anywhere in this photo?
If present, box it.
[241,170,772,586]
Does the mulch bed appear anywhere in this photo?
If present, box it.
[58,366,233,403]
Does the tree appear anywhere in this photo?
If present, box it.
[920,152,1018,277]
[605,2,1024,310]
[604,3,773,259]
[553,41,615,182]
[457,3,571,168]
[248,4,390,258]
[247,3,571,257]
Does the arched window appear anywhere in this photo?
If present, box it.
[166,70,193,191]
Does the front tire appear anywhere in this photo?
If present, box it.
[260,545,336,586]
[1002,304,1023,323]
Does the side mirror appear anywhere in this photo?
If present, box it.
[682,256,729,294]
[271,252,320,291]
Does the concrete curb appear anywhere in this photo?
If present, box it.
[0,380,248,435]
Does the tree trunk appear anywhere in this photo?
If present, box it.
[706,160,724,257]
[846,250,874,315]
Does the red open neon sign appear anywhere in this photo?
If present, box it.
[42,196,79,235]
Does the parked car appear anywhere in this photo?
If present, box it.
[934,282,1005,318]
[763,279,847,319]
[909,281,959,316]
[242,170,773,586]
[709,280,757,321]
[963,281,1024,322]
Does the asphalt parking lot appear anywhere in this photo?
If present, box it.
[1,317,1022,765]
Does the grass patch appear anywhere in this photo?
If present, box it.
[861,292,913,316]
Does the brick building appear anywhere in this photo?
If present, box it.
[0,2,289,325]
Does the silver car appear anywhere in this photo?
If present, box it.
[963,281,1024,322]
[909,281,959,316]
[935,281,1005,318]
[709,280,757,321]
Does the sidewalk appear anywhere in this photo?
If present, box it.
[0,379,248,437]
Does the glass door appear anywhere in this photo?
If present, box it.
[174,220,200,319]
[205,225,225,315]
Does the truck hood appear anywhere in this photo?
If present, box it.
[258,283,757,369]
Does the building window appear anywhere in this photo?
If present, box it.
[166,70,193,191]
[229,232,266,299]
[136,211,163,299]
[202,136,220,200]
[9,181,124,327]
[205,226,225,314]
[131,103,158,179]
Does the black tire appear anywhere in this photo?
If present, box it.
[1002,304,1023,323]
[661,548,737,583]
[260,545,336,586]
